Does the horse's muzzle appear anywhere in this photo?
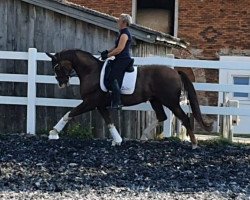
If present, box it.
[58,78,70,88]
[58,83,66,89]
[58,82,70,89]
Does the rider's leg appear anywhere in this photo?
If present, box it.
[110,79,122,109]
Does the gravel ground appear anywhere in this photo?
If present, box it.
[0,133,249,200]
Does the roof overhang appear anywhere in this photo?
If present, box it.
[21,0,189,49]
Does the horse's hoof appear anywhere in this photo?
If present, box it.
[111,141,121,146]
[192,143,198,150]
[48,129,59,140]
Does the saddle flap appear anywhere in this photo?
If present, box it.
[126,58,134,72]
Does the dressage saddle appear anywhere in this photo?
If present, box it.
[126,58,134,72]
[104,58,134,90]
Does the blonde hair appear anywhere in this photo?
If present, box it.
[120,13,132,26]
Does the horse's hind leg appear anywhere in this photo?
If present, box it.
[98,107,122,146]
[150,99,167,122]
[143,100,167,139]
[168,104,198,149]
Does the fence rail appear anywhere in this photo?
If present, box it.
[1,48,250,139]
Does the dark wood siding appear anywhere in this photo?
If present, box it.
[0,0,172,138]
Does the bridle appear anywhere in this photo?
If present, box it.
[53,60,77,79]
[53,63,59,70]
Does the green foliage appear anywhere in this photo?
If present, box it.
[199,137,232,146]
[167,136,182,142]
[64,123,93,140]
[234,134,250,138]
[36,129,49,136]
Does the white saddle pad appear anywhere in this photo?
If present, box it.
[100,57,138,95]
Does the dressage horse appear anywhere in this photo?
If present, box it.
[46,49,211,149]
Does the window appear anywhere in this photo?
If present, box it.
[132,0,177,36]
[233,77,249,98]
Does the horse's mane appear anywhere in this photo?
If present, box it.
[58,49,103,66]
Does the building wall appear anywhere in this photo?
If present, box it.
[66,0,250,132]
[178,0,250,59]
[178,0,250,109]
[0,0,171,138]
[177,0,250,130]
[66,0,210,130]
[68,0,250,59]
[69,0,132,17]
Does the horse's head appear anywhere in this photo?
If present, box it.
[46,52,73,88]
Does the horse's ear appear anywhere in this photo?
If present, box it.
[46,52,57,61]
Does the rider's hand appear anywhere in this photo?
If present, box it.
[101,50,108,60]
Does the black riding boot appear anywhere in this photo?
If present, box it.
[111,79,122,109]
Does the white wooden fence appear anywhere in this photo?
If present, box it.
[0,48,250,140]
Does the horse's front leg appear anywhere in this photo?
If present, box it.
[98,107,122,146]
[49,101,93,140]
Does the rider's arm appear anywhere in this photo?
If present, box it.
[108,34,128,57]
[108,47,116,52]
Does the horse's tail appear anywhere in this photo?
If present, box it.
[178,71,212,132]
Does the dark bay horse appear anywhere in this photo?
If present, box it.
[46,49,211,149]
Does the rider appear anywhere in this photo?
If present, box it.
[101,13,132,109]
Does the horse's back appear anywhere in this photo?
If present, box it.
[139,65,181,83]
[137,65,182,98]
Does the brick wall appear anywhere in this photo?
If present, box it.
[67,0,250,108]
[65,0,250,132]
[68,0,132,17]
[68,0,250,58]
[178,0,250,59]
[178,0,250,109]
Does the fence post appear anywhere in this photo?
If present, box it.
[162,54,175,138]
[222,92,229,139]
[27,48,37,134]
[228,115,233,142]
[163,109,173,137]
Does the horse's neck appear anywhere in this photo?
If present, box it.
[73,54,102,94]
[74,52,102,80]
